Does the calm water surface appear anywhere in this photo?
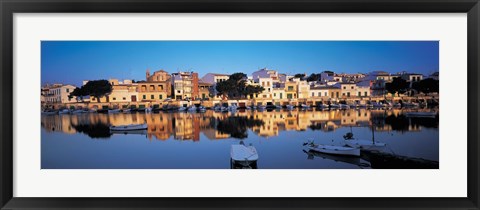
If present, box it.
[41,108,439,169]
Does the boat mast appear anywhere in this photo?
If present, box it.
[371,124,375,143]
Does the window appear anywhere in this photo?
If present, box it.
[151,95,154,99]
[325,92,328,96]
[268,88,271,92]
[343,86,346,89]
[274,93,276,97]
[256,94,258,98]
[159,95,163,99]
[288,86,293,91]
[358,92,361,97]
[312,92,314,97]
[267,82,270,86]
[347,92,350,97]
[142,95,146,99]
[351,86,354,89]
[342,93,345,96]
[113,97,116,100]
[365,92,368,96]
[123,97,126,100]
[66,89,69,93]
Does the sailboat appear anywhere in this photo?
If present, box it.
[343,126,386,151]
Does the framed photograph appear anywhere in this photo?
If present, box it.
[1,0,478,209]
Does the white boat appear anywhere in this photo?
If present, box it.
[88,108,97,113]
[198,106,206,112]
[187,106,197,112]
[329,104,340,109]
[109,123,147,131]
[145,107,152,113]
[58,109,70,114]
[275,105,282,109]
[300,104,310,109]
[71,109,88,114]
[228,105,237,111]
[178,106,187,111]
[122,108,131,113]
[257,105,266,111]
[317,104,329,109]
[343,126,386,151]
[344,139,386,151]
[371,102,386,108]
[214,106,222,112]
[405,112,437,118]
[304,142,360,157]
[286,105,294,110]
[339,104,350,109]
[41,110,57,115]
[230,142,259,166]
[108,109,121,114]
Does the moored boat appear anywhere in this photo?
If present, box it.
[303,141,360,157]
[405,112,437,118]
[108,109,121,114]
[230,142,259,166]
[109,123,147,131]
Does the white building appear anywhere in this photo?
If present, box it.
[45,84,76,104]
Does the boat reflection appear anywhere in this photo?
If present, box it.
[303,149,371,168]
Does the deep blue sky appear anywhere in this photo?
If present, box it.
[41,41,439,87]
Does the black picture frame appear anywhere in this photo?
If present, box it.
[1,0,479,209]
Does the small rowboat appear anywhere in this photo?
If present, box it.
[231,142,259,166]
[109,123,147,131]
[304,142,360,157]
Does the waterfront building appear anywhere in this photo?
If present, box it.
[252,68,281,82]
[309,86,330,99]
[284,80,298,99]
[198,82,213,100]
[400,72,424,83]
[44,84,76,104]
[172,71,199,100]
[88,79,139,105]
[201,73,230,99]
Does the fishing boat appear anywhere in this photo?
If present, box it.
[230,141,259,166]
[178,106,187,111]
[317,103,329,109]
[339,104,350,110]
[257,105,266,111]
[58,109,70,114]
[109,123,147,131]
[329,103,340,109]
[187,105,197,112]
[198,106,207,112]
[145,107,153,113]
[122,108,131,113]
[405,112,437,118]
[71,109,88,114]
[41,110,57,115]
[303,141,360,157]
[286,104,295,110]
[275,105,282,109]
[108,109,121,114]
[300,104,310,109]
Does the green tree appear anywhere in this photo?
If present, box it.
[412,78,439,95]
[385,77,409,97]
[307,73,322,82]
[69,80,113,100]
[215,73,264,99]
[294,73,305,79]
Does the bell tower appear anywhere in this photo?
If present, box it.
[146,69,151,80]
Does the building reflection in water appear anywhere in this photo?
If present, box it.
[41,108,439,141]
